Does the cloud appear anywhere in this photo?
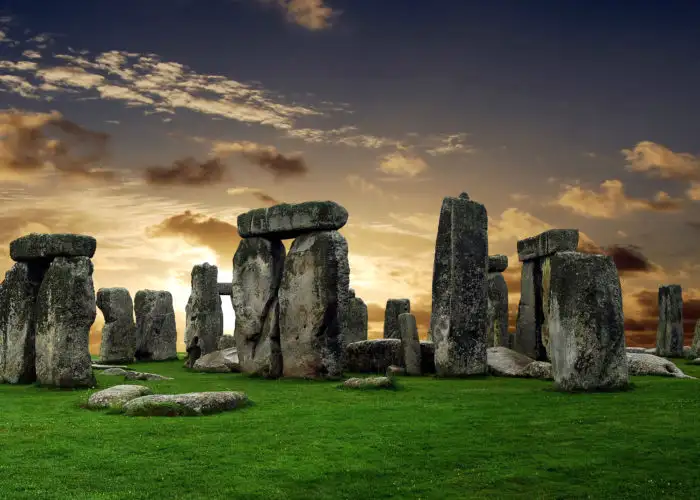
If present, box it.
[346,174,399,199]
[424,133,475,156]
[143,157,227,186]
[211,140,308,180]
[257,0,338,30]
[578,244,660,276]
[284,126,400,149]
[378,151,428,177]
[227,186,280,205]
[552,179,683,218]
[622,141,700,180]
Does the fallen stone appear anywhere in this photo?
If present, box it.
[237,201,349,239]
[86,385,153,410]
[342,376,394,389]
[97,287,136,364]
[344,339,435,374]
[656,285,684,358]
[431,193,489,376]
[548,252,629,392]
[644,348,657,355]
[626,347,648,354]
[9,233,97,262]
[217,335,237,350]
[124,371,173,381]
[488,254,508,273]
[487,272,509,348]
[122,391,248,416]
[386,365,406,376]
[217,282,231,296]
[399,313,421,375]
[231,237,285,378]
[522,361,553,380]
[100,367,131,376]
[92,364,130,370]
[279,231,349,378]
[516,229,579,262]
[35,256,96,388]
[343,296,368,345]
[192,347,240,373]
[627,353,695,379]
[134,290,178,362]
[383,299,410,340]
[486,347,535,377]
[185,263,223,355]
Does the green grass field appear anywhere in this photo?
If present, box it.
[1,357,700,500]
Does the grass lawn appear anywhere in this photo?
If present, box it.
[1,357,700,500]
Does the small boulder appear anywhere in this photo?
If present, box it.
[87,384,152,410]
[101,367,131,376]
[192,348,240,373]
[386,365,406,376]
[688,358,700,365]
[627,353,695,379]
[342,376,394,389]
[487,347,535,377]
[122,391,248,416]
[522,361,553,380]
[124,371,173,381]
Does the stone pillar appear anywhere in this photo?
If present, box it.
[399,313,421,375]
[344,288,368,345]
[185,263,223,356]
[487,255,509,348]
[97,287,136,364]
[656,285,683,357]
[430,192,488,376]
[383,299,410,339]
[134,290,178,361]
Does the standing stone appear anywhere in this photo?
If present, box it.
[487,272,509,347]
[488,255,508,273]
[134,290,178,361]
[231,237,285,378]
[344,290,368,345]
[689,319,700,359]
[185,263,224,356]
[35,257,96,388]
[383,299,410,339]
[431,192,489,376]
[0,261,48,384]
[656,285,684,358]
[96,287,136,364]
[399,313,421,375]
[514,260,537,358]
[279,231,350,378]
[547,252,629,392]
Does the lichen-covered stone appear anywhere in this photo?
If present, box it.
[10,233,96,261]
[522,360,553,380]
[96,287,136,364]
[514,258,549,361]
[100,367,130,376]
[344,339,435,374]
[342,376,394,389]
[488,255,508,273]
[231,237,285,378]
[627,353,694,379]
[124,371,173,381]
[398,313,421,375]
[516,229,579,262]
[122,391,248,416]
[0,261,46,384]
[134,290,178,362]
[431,194,488,376]
[86,384,152,410]
[487,347,534,377]
[237,201,349,239]
[383,299,410,340]
[217,282,231,296]
[192,347,240,373]
[343,296,368,345]
[278,231,349,378]
[184,263,223,356]
[487,272,509,348]
[656,285,684,358]
[218,335,236,350]
[547,252,629,392]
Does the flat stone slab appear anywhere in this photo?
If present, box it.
[101,368,131,376]
[86,385,153,410]
[217,282,232,296]
[124,371,173,381]
[517,229,579,262]
[342,377,394,389]
[92,364,130,370]
[488,255,508,273]
[236,201,349,239]
[10,233,96,261]
[122,391,248,416]
[627,353,695,379]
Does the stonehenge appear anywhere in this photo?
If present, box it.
[487,255,509,348]
[656,285,683,357]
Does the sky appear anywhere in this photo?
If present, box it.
[1,0,700,352]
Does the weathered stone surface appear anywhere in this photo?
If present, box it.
[96,287,136,364]
[10,233,96,261]
[488,255,508,273]
[487,272,509,348]
[644,348,657,355]
[35,257,96,388]
[627,353,694,379]
[343,296,368,345]
[431,194,488,376]
[217,335,236,350]
[656,285,684,358]
[100,367,131,376]
[626,347,648,354]
[398,313,421,375]
[548,252,629,392]
[92,364,130,370]
[386,365,406,376]
[217,282,231,296]
[522,361,553,380]
[231,237,285,378]
[0,261,46,384]
[342,376,394,389]
[516,229,579,262]
[193,347,240,373]
[122,391,248,416]
[124,371,173,381]
[514,258,549,361]
[487,347,534,377]
[134,290,178,362]
[279,231,349,378]
[86,385,153,410]
[184,263,223,356]
[237,201,349,239]
[344,339,435,374]
[690,320,700,359]
[383,299,410,340]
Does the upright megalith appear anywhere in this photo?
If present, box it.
[399,313,421,375]
[514,229,579,361]
[383,299,410,340]
[35,257,96,388]
[656,285,683,358]
[279,231,350,378]
[430,192,489,376]
[237,201,349,239]
[547,252,629,392]
[185,263,223,356]
[134,290,178,362]
[487,255,509,348]
[230,237,285,378]
[344,288,368,345]
[96,287,136,364]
